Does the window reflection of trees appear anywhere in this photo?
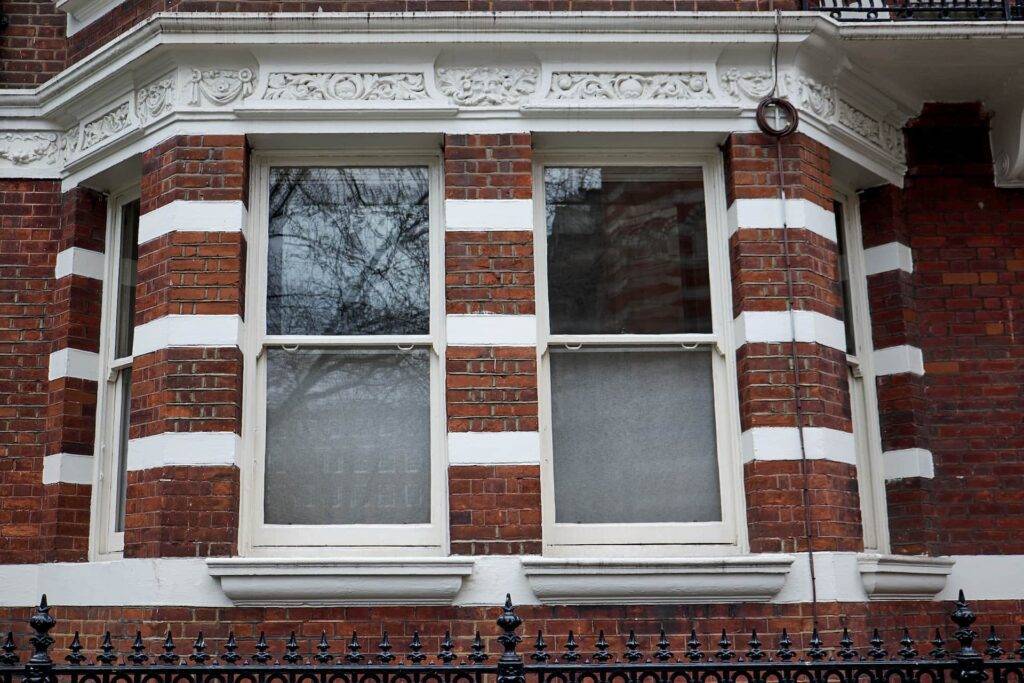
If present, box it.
[268,166,430,336]
[262,167,433,527]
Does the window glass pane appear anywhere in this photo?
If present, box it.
[114,200,140,359]
[264,348,431,525]
[113,368,131,532]
[550,347,721,524]
[545,167,711,335]
[268,167,430,336]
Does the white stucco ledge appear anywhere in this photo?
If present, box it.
[520,555,794,605]
[206,557,475,606]
[858,554,955,601]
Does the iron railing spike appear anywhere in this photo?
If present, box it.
[898,627,918,660]
[593,630,610,662]
[97,631,118,665]
[408,631,425,663]
[314,631,333,664]
[348,631,365,664]
[808,627,826,661]
[377,631,394,664]
[283,631,301,664]
[686,628,704,662]
[625,630,642,662]
[438,630,455,664]
[776,629,795,662]
[838,627,857,661]
[190,631,211,664]
[66,631,85,665]
[747,630,765,662]
[532,630,549,662]
[1,631,18,665]
[253,631,271,664]
[716,630,735,662]
[930,629,949,660]
[985,626,1004,659]
[1016,625,1024,659]
[127,631,149,665]
[222,631,240,664]
[563,631,580,662]
[159,631,178,664]
[868,628,887,660]
[655,628,673,662]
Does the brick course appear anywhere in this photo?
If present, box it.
[449,465,541,555]
[445,231,535,315]
[446,347,538,433]
[444,134,532,200]
[140,135,248,215]
[0,0,65,87]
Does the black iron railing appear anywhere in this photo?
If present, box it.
[1,591,1023,683]
[801,0,1023,20]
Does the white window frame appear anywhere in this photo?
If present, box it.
[535,149,745,556]
[239,151,448,557]
[89,186,139,560]
[835,188,891,553]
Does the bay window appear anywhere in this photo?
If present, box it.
[536,153,741,552]
[244,155,445,555]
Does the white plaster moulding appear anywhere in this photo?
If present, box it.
[138,200,248,245]
[740,426,857,465]
[132,314,244,356]
[445,199,534,231]
[726,198,837,242]
[858,554,954,601]
[55,0,121,36]
[733,309,847,352]
[447,431,541,465]
[883,448,935,480]
[47,347,100,382]
[206,557,475,606]
[126,431,241,470]
[42,453,94,485]
[873,344,925,376]
[864,241,914,276]
[446,314,537,347]
[54,247,105,281]
[521,555,794,605]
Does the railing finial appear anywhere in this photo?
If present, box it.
[496,595,524,683]
[951,590,988,683]
[24,594,56,683]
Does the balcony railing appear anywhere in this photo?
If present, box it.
[802,0,1022,20]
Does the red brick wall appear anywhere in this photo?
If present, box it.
[445,231,534,316]
[446,347,537,434]
[0,598,1019,664]
[0,0,65,87]
[140,135,249,215]
[444,134,532,201]
[449,465,541,555]
[0,179,62,563]
[860,103,1024,555]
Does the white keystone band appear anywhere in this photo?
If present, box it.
[126,432,241,471]
[42,453,94,485]
[726,198,837,243]
[47,347,100,382]
[446,314,537,346]
[54,247,105,281]
[447,431,541,465]
[864,242,914,276]
[873,344,925,376]
[741,427,857,465]
[734,310,847,352]
[138,200,248,245]
[445,199,533,231]
[883,448,935,480]
[132,314,244,357]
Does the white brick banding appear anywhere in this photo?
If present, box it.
[864,242,914,275]
[42,453,94,485]
[740,426,856,465]
[447,431,541,465]
[883,448,935,481]
[47,347,100,381]
[734,310,847,352]
[726,198,837,242]
[446,314,536,347]
[873,344,925,376]
[132,314,244,356]
[444,199,533,231]
[138,200,248,245]
[126,432,241,471]
[54,247,105,280]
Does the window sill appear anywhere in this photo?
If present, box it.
[521,555,794,604]
[857,554,955,600]
[206,557,475,606]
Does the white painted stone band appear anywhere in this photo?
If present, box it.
[447,431,540,465]
[132,314,244,356]
[741,426,857,465]
[445,199,533,231]
[726,198,837,243]
[126,431,241,471]
[42,453,94,485]
[883,448,935,480]
[873,344,925,376]
[864,241,914,275]
[734,310,847,352]
[54,247,105,281]
[47,347,100,382]
[3,554,1024,607]
[138,200,248,245]
[446,314,536,346]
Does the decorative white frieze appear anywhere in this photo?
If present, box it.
[59,126,80,164]
[436,67,538,107]
[0,132,59,167]
[837,99,905,157]
[719,68,774,102]
[784,74,836,119]
[136,73,176,124]
[81,101,131,151]
[546,72,713,101]
[263,72,428,101]
[187,68,257,106]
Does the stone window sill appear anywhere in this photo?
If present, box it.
[858,554,955,600]
[206,557,475,606]
[521,555,794,605]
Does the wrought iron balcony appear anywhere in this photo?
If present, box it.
[802,0,1023,20]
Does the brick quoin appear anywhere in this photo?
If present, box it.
[723,132,861,553]
[119,134,250,559]
[860,103,1024,555]
[443,134,532,200]
[449,465,541,555]
[0,599,1021,661]
[0,179,62,564]
[445,231,535,315]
